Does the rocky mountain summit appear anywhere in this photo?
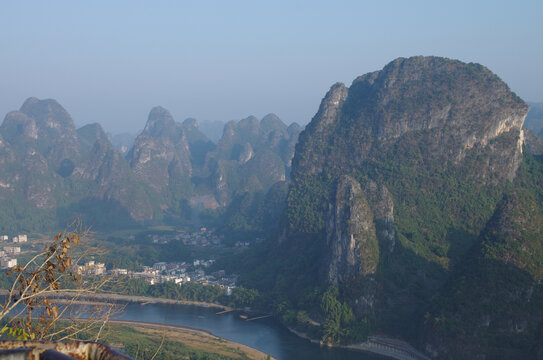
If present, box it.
[128,106,192,197]
[77,123,110,156]
[262,56,541,359]
[1,97,81,173]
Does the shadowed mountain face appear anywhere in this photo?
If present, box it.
[125,106,300,223]
[203,114,301,207]
[77,123,110,156]
[110,132,137,155]
[182,118,216,168]
[258,56,540,359]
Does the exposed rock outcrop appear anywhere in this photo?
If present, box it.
[205,114,300,206]
[19,98,81,169]
[364,180,395,253]
[72,138,153,221]
[326,175,379,284]
[128,107,192,194]
[77,123,109,156]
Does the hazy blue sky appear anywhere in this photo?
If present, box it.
[1,1,541,134]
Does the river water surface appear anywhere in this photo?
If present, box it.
[114,302,386,360]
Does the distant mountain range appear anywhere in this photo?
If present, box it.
[4,55,543,359]
[0,98,300,233]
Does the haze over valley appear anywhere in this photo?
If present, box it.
[1,2,543,360]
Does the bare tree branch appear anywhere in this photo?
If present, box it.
[0,219,119,342]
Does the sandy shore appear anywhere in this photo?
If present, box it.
[3,289,427,359]
[108,319,275,360]
[0,289,271,359]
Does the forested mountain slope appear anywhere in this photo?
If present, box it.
[243,56,541,359]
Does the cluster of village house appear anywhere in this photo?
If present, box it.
[148,228,225,246]
[0,234,27,268]
[0,230,241,295]
[77,258,237,295]
[147,228,261,249]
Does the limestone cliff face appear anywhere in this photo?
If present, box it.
[128,106,192,194]
[291,57,527,186]
[349,58,525,143]
[0,111,39,141]
[19,97,81,169]
[72,137,153,221]
[238,142,254,164]
[363,180,396,253]
[21,149,57,209]
[205,114,299,206]
[77,123,109,156]
[291,83,348,179]
[0,98,82,209]
[281,56,531,357]
[0,98,81,173]
[287,56,528,238]
[326,175,379,284]
[0,134,16,166]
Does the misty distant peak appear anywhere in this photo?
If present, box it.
[261,113,281,124]
[287,122,302,133]
[144,106,177,137]
[78,122,107,139]
[20,97,40,108]
[238,115,259,128]
[260,113,287,133]
[183,117,199,129]
[77,123,109,156]
[19,97,76,133]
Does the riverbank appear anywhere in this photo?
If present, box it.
[106,320,275,360]
[1,288,427,359]
[287,327,431,360]
[0,289,232,311]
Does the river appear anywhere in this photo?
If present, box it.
[114,302,386,360]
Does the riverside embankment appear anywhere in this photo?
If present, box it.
[287,327,431,360]
[0,289,416,359]
[0,289,232,310]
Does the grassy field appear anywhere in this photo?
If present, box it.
[94,320,273,360]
